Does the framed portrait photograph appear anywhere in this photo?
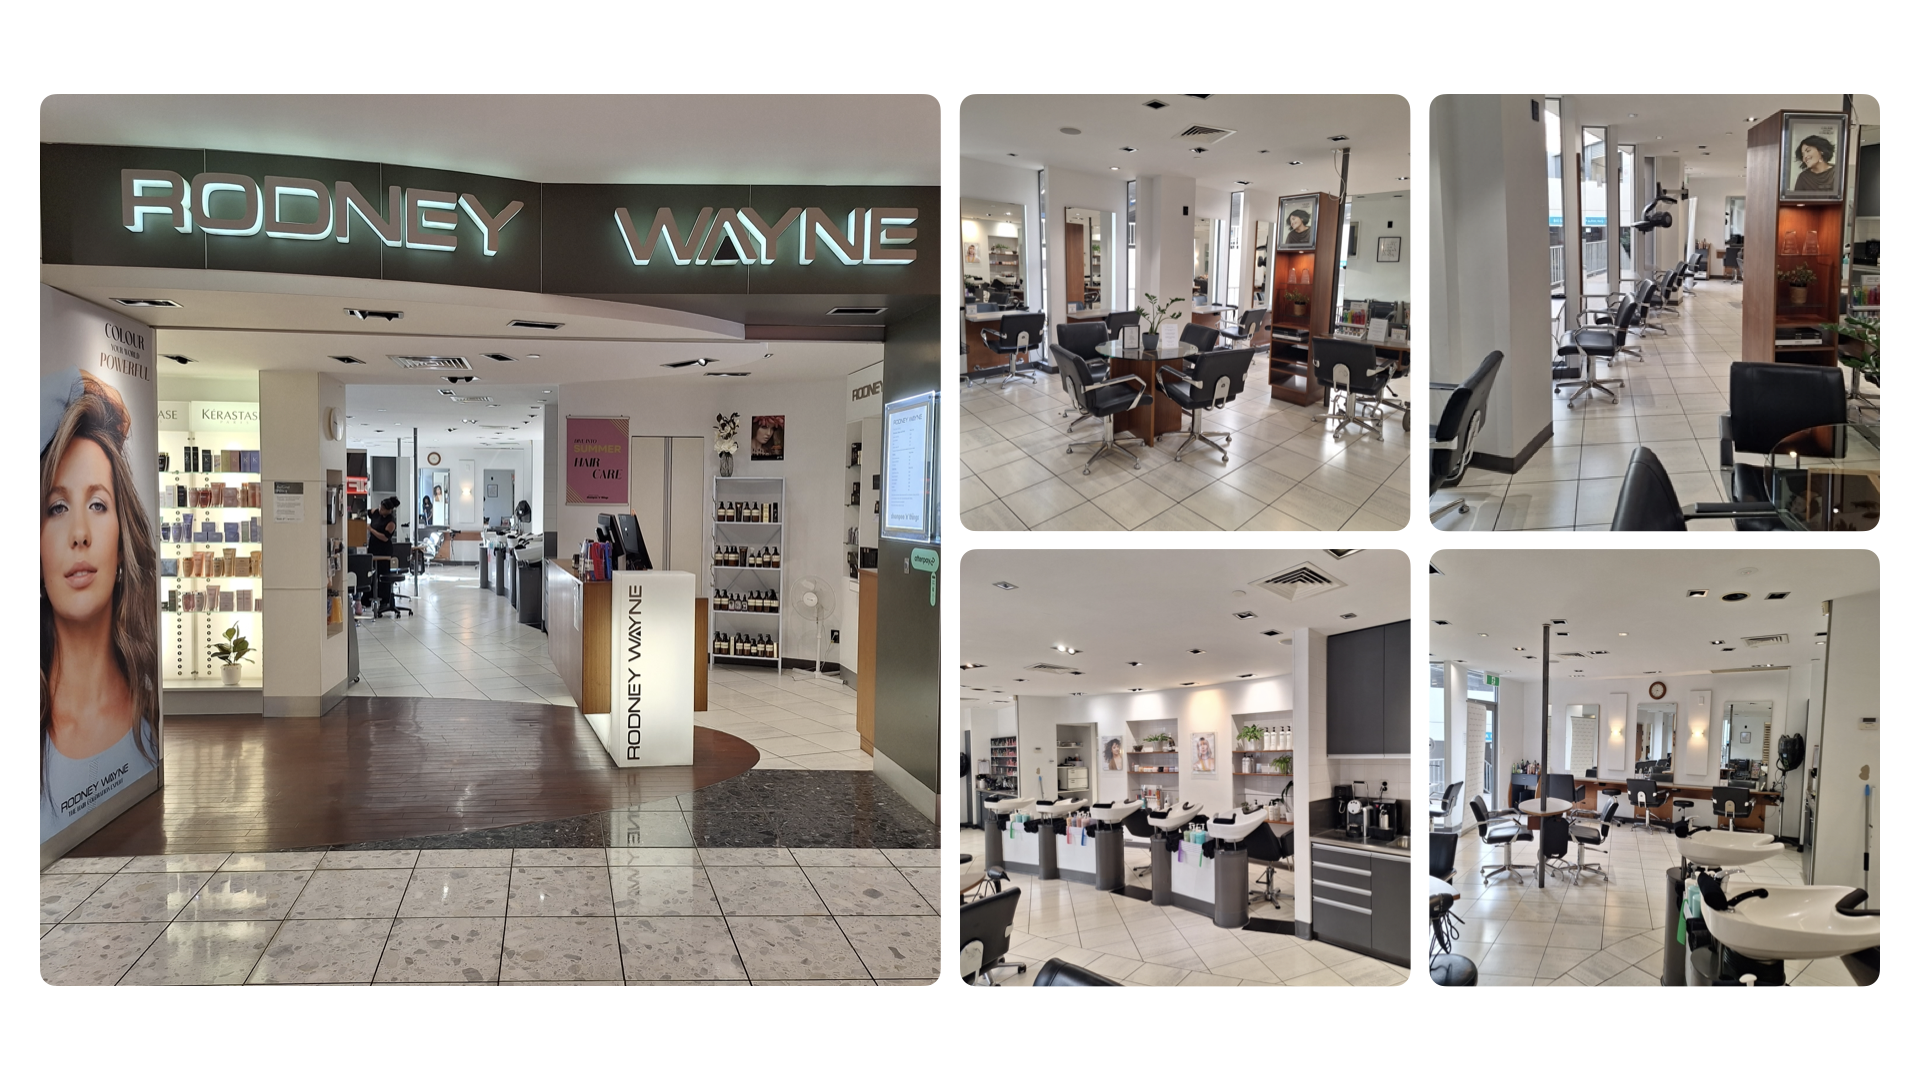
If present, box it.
[1102,737,1123,771]
[1191,732,1216,774]
[1780,112,1848,202]
[1277,195,1318,251]
[1376,235,1402,263]
[749,415,785,461]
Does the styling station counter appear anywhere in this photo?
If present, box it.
[545,560,709,763]
[991,800,1295,932]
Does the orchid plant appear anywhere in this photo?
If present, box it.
[714,412,741,456]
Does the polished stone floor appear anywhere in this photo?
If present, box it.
[959,346,1411,531]
[1432,277,1874,531]
[1436,815,1850,986]
[355,565,871,770]
[41,845,938,985]
[957,828,1407,986]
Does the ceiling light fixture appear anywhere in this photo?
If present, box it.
[330,355,366,365]
[1233,611,1257,620]
[163,354,194,365]
[1127,661,1143,667]
[1434,620,1450,625]
[345,308,403,321]
[1053,645,1080,655]
[110,297,180,308]
[1059,127,1082,135]
[1688,590,1708,598]
[992,581,1018,590]
[1722,593,1749,602]
[1188,648,1205,655]
[507,319,563,330]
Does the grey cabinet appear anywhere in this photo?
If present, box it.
[1310,843,1411,968]
[1326,620,1411,756]
[1368,853,1411,967]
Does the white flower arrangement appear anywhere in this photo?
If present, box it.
[714,412,741,455]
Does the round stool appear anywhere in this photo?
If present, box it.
[1430,953,1478,986]
[1670,798,1696,831]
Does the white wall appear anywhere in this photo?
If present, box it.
[1340,190,1412,303]
[258,370,348,711]
[419,445,530,530]
[556,360,878,663]
[1683,175,1746,276]
[1813,590,1879,897]
[1042,165,1127,319]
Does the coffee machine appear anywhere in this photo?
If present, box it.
[1367,781,1398,841]
[1342,792,1370,839]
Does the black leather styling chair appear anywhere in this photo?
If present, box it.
[1566,802,1619,884]
[1710,785,1757,831]
[1103,310,1141,338]
[1719,361,1846,530]
[1469,795,1532,885]
[1156,347,1253,463]
[1430,351,1504,521]
[1179,321,1221,353]
[981,311,1045,386]
[959,886,1026,985]
[1053,321,1113,428]
[1626,777,1669,833]
[1555,294,1638,405]
[1430,781,1464,830]
[1610,447,1779,531]
[1032,959,1121,986]
[1053,344,1147,474]
[1313,336,1395,440]
[1247,824,1293,908]
[1219,307,1266,347]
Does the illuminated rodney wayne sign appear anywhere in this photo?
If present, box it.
[119,170,918,267]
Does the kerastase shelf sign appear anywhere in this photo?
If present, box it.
[566,416,628,504]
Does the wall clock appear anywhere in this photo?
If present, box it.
[1649,681,1667,700]
[427,451,442,466]
[326,407,345,441]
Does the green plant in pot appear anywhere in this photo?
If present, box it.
[1820,312,1879,387]
[1238,724,1264,751]
[1284,289,1308,317]
[1778,263,1816,305]
[209,625,255,685]
[1144,732,1175,750]
[1135,293,1184,350]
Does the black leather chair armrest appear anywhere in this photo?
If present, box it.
[1430,380,1461,393]
[1717,415,1734,467]
[1088,373,1147,393]
[1157,366,1200,388]
[1684,501,1780,519]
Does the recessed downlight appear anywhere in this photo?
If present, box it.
[1233,611,1257,620]
[704,372,750,378]
[330,355,366,365]
[1053,645,1080,655]
[992,581,1019,590]
[345,308,403,321]
[1059,127,1082,135]
[1722,592,1749,602]
[1127,661,1143,667]
[482,353,518,363]
[1688,590,1708,598]
[1339,612,1358,619]
[1766,592,1790,600]
[163,354,195,365]
[1188,648,1205,655]
[1434,619,1450,625]
[1262,630,1283,637]
[1142,100,1168,110]
[1239,673,1255,678]
[111,297,180,308]
[507,319,563,330]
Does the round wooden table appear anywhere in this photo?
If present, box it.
[1095,340,1201,447]
[1517,797,1573,887]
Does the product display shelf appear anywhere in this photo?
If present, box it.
[1055,740,1090,798]
[988,735,1020,795]
[157,434,264,689]
[843,417,880,581]
[324,470,346,636]
[1267,192,1339,405]
[710,475,784,665]
[1742,111,1850,366]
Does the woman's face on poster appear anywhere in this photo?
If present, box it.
[42,437,121,626]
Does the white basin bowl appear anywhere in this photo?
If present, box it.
[1678,830,1783,867]
[983,795,1035,817]
[1089,799,1143,825]
[1148,803,1205,833]
[1208,811,1271,843]
[1703,884,1879,960]
[1033,798,1088,818]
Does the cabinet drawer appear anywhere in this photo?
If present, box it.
[1312,843,1373,872]
[1314,897,1372,952]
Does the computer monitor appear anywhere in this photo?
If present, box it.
[596,513,620,555]
[615,513,652,571]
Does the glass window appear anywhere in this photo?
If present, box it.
[1125,180,1137,312]
[1545,97,1564,290]
[1226,189,1245,310]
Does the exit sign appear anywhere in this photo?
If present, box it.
[1487,675,1501,686]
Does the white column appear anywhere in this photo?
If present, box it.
[258,370,348,715]
[1293,628,1325,931]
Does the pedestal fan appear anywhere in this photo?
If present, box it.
[790,574,838,681]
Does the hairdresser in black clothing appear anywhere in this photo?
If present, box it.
[368,497,399,558]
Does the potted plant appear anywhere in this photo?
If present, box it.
[1276,754,1292,775]
[713,412,740,477]
[1284,289,1309,317]
[209,625,255,685]
[1136,293,1184,350]
[1143,732,1175,751]
[1238,724,1264,751]
[1778,263,1816,305]
[1821,312,1879,387]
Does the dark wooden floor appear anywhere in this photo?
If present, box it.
[67,698,760,856]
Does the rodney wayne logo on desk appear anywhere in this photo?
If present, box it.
[622,583,649,761]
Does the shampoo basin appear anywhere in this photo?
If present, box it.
[982,795,1035,818]
[1089,799,1144,825]
[1702,884,1880,961]
[1032,797,1088,819]
[1146,802,1205,833]
[1678,830,1783,868]
[1208,809,1272,843]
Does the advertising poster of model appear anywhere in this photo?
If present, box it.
[40,285,161,859]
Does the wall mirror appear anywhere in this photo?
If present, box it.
[1251,218,1273,308]
[961,197,1025,306]
[1722,700,1773,775]
[417,468,450,527]
[1565,704,1600,776]
[1635,702,1675,766]
[1192,217,1214,303]
[1062,207,1113,311]
[1337,190,1412,312]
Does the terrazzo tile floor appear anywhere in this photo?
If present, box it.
[353,565,871,770]
[959,345,1411,532]
[1436,812,1852,986]
[957,828,1408,986]
[42,845,939,985]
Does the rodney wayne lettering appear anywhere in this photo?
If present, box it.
[121,170,523,255]
[120,168,917,268]
[624,585,646,760]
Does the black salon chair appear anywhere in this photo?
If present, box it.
[1313,336,1395,440]
[1247,824,1293,909]
[1121,807,1154,879]
[1155,347,1253,463]
[1566,802,1619,885]
[1469,795,1531,885]
[1645,261,1687,327]
[959,886,1026,986]
[1430,781,1464,831]
[1555,293,1638,405]
[373,546,413,617]
[1626,777,1669,833]
[1610,447,1779,531]
[1053,321,1113,428]
[1103,310,1141,339]
[1430,350,1504,522]
[1179,321,1220,354]
[980,311,1046,386]
[1218,308,1267,348]
[1031,958,1121,986]
[348,553,376,612]
[1683,249,1707,294]
[1053,345,1147,474]
[1718,361,1847,531]
[1710,785,1757,831]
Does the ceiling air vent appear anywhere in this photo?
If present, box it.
[1554,652,1588,659]
[482,353,518,363]
[1142,100,1169,110]
[1743,633,1790,648]
[1024,663,1082,675]
[390,355,472,371]
[345,308,403,321]
[451,395,493,404]
[508,319,565,330]
[1250,562,1345,602]
[1325,549,1361,559]
[330,355,366,365]
[112,297,181,308]
[827,306,887,316]
[1175,124,1237,144]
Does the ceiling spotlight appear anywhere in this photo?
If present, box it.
[507,319,563,330]
[1059,127,1082,135]
[1130,688,1144,692]
[1722,593,1749,602]
[1110,166,1120,171]
[1710,640,1725,645]
[1121,146,1137,153]
[1188,648,1205,655]
[1434,620,1450,625]
[1181,682,1195,687]
[344,308,403,321]
[1233,611,1258,620]
[992,581,1018,590]
[163,354,195,365]
[1127,661,1143,667]
[1479,633,1488,637]
[1053,645,1080,655]
[1326,134,1350,142]
[1288,160,1303,165]
[1339,613,1358,620]
[1618,632,1628,637]
[1239,673,1255,678]
[959,663,986,670]
[1687,590,1708,598]
[1262,630,1283,638]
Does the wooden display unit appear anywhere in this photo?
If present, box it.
[1742,112,1848,365]
[325,470,345,636]
[1267,192,1340,404]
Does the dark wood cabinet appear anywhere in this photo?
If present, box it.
[1326,619,1410,756]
